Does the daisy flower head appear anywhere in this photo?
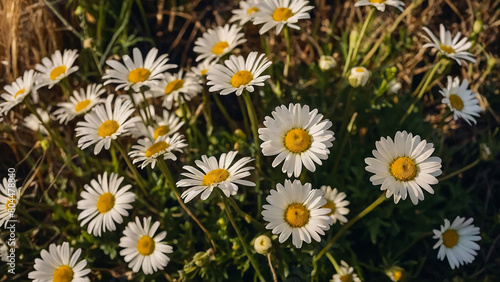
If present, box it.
[191,57,218,78]
[119,217,173,274]
[348,66,370,88]
[354,0,405,12]
[177,151,255,203]
[0,178,20,228]
[262,179,333,248]
[422,24,476,65]
[364,131,442,205]
[76,95,140,155]
[34,49,79,89]
[28,242,91,282]
[129,133,187,169]
[193,24,246,62]
[103,47,177,92]
[433,216,481,269]
[77,172,135,237]
[331,260,361,282]
[207,52,272,96]
[0,69,38,114]
[320,186,350,224]
[230,0,260,25]
[131,106,185,141]
[259,103,335,178]
[439,76,481,125]
[53,83,106,125]
[253,0,314,35]
[149,70,202,110]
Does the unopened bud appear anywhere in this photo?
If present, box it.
[348,67,369,88]
[319,55,337,71]
[349,29,359,50]
[479,143,492,161]
[83,38,93,49]
[253,235,272,255]
[384,66,398,81]
[193,251,209,267]
[473,20,483,34]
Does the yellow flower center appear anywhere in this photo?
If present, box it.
[52,265,74,282]
[442,229,459,248]
[6,195,16,211]
[322,200,336,216]
[212,41,229,55]
[75,99,91,112]
[97,120,119,137]
[145,141,169,158]
[201,69,208,76]
[393,270,403,281]
[153,125,170,140]
[449,94,464,111]
[284,203,309,227]
[128,68,151,83]
[96,192,115,213]
[50,66,67,81]
[390,157,417,181]
[440,44,455,54]
[355,67,365,73]
[369,0,386,3]
[273,7,293,21]
[247,7,259,15]
[284,128,311,153]
[340,274,354,282]
[164,79,184,95]
[137,235,155,256]
[230,70,254,88]
[14,88,25,99]
[202,168,230,186]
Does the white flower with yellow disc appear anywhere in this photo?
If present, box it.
[53,83,106,124]
[354,0,405,12]
[331,260,361,282]
[129,133,187,169]
[230,0,260,25]
[131,105,185,141]
[193,24,246,62]
[253,0,314,35]
[320,186,350,225]
[177,151,255,203]
[35,49,79,89]
[364,131,442,205]
[77,172,135,237]
[0,178,20,228]
[0,69,38,115]
[422,24,476,66]
[149,70,202,110]
[440,76,481,125]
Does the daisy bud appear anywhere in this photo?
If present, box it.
[349,29,359,50]
[348,67,370,88]
[388,81,402,94]
[253,235,272,255]
[193,251,210,267]
[83,38,93,49]
[480,143,492,161]
[385,266,407,282]
[319,55,337,71]
[473,19,483,34]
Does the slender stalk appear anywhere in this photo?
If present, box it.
[399,59,445,126]
[242,91,261,192]
[343,8,375,76]
[221,194,265,282]
[227,197,264,229]
[201,77,213,136]
[157,159,217,251]
[112,141,148,195]
[314,193,386,262]
[325,252,341,274]
[438,158,481,182]
[283,26,292,78]
[212,93,238,131]
[267,253,278,282]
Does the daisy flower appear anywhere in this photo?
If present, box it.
[354,0,405,12]
[53,83,106,125]
[193,24,246,62]
[77,172,135,237]
[103,47,177,92]
[259,103,335,178]
[191,57,218,78]
[230,0,260,25]
[34,49,79,89]
[129,133,187,169]
[131,106,185,141]
[149,70,202,110]
[364,131,442,205]
[119,217,173,274]
[0,238,9,262]
[320,186,350,224]
[253,0,314,35]
[331,260,361,282]
[433,216,481,269]
[76,95,140,155]
[177,151,255,203]
[0,178,20,228]
[28,242,91,282]
[0,69,38,114]
[262,179,333,248]
[439,76,481,125]
[23,107,50,135]
[207,52,272,96]
[348,66,370,88]
[422,24,476,65]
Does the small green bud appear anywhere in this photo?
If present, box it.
[473,20,483,34]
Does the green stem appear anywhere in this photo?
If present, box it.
[325,252,341,274]
[267,253,278,282]
[227,197,264,230]
[343,8,375,76]
[212,93,238,131]
[283,26,292,78]
[438,158,481,182]
[221,193,265,282]
[399,59,446,126]
[314,193,386,262]
[157,159,217,251]
[112,141,148,195]
[241,91,261,191]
